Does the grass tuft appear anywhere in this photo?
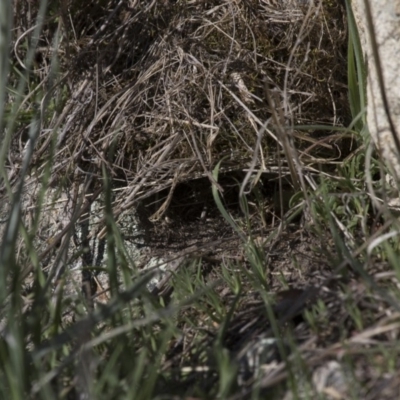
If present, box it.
[2,1,400,399]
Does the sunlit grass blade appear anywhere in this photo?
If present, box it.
[345,0,367,135]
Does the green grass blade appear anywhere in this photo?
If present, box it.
[345,0,368,135]
[212,159,246,242]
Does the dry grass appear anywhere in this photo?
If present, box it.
[7,0,350,233]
